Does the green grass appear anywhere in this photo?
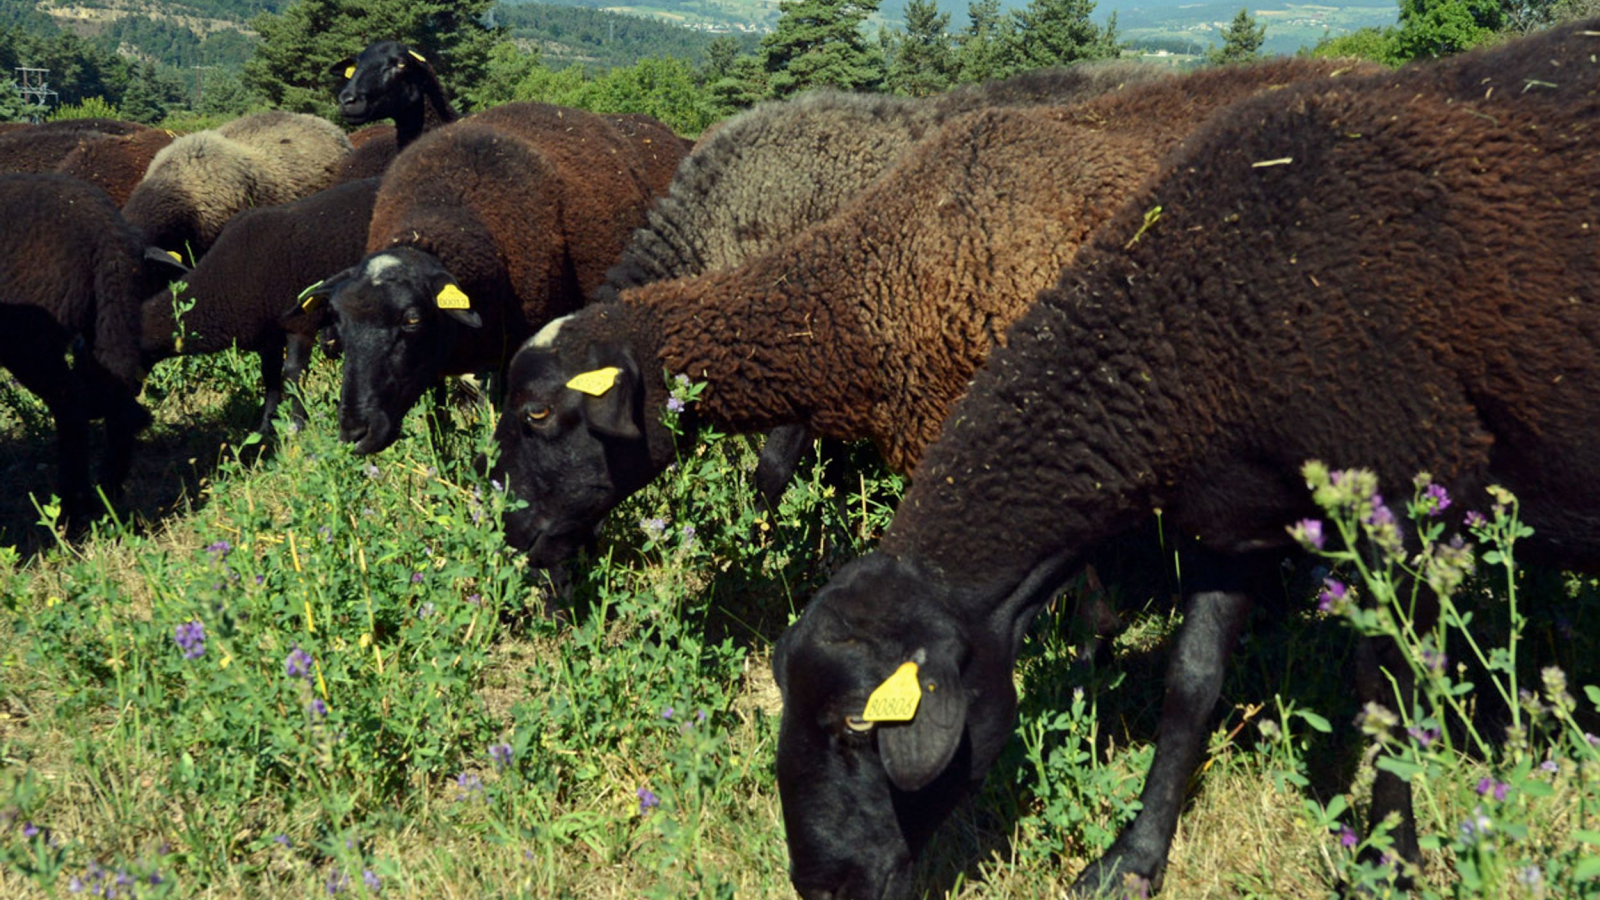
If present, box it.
[1,347,1599,898]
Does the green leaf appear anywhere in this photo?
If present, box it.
[1374,755,1425,780]
[1572,855,1600,881]
[1296,710,1333,733]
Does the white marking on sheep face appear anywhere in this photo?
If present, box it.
[527,315,573,350]
[364,253,405,284]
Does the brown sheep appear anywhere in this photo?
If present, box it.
[53,128,175,206]
[301,102,688,455]
[771,20,1600,900]
[0,174,186,520]
[493,56,1374,566]
[123,110,352,260]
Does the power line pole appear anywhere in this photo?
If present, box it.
[14,67,57,121]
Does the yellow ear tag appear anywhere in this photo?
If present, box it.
[566,367,621,397]
[164,250,182,263]
[343,65,355,79]
[436,284,470,310]
[408,49,427,63]
[298,279,324,312]
[862,662,922,723]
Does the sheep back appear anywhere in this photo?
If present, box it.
[886,21,1600,573]
[54,128,175,206]
[333,125,398,183]
[124,110,353,257]
[367,102,686,367]
[142,177,380,361]
[0,173,149,389]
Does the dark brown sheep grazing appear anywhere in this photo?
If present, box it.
[141,178,380,433]
[0,174,185,519]
[53,128,174,206]
[330,41,461,183]
[306,102,688,455]
[492,57,1370,567]
[772,20,1600,900]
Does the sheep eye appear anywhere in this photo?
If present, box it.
[844,716,875,734]
[401,311,422,329]
[525,407,552,426]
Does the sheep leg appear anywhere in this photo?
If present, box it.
[2,337,94,521]
[1354,632,1426,879]
[257,334,287,435]
[76,356,148,504]
[1070,585,1253,897]
[281,333,313,430]
[754,424,813,511]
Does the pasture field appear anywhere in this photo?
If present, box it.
[1,345,1599,898]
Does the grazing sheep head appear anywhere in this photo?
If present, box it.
[492,316,664,568]
[773,552,1058,900]
[331,41,431,127]
[300,247,481,455]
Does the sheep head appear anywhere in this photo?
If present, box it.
[331,41,431,127]
[492,309,676,569]
[772,552,1061,900]
[300,247,480,455]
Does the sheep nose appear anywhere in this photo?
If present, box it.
[340,422,369,445]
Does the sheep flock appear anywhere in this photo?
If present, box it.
[2,21,1598,900]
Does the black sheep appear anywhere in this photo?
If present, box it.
[771,21,1600,900]
[140,178,380,433]
[330,41,460,183]
[0,174,186,519]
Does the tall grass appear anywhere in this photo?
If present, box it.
[0,347,1597,898]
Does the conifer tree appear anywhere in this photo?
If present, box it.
[1207,7,1266,64]
[1009,0,1120,69]
[886,0,956,97]
[956,0,1016,83]
[760,0,886,97]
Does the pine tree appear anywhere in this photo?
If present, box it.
[956,0,1015,84]
[760,0,886,98]
[1207,7,1266,64]
[0,78,29,123]
[244,0,501,118]
[700,35,742,83]
[1009,0,1119,69]
[886,0,956,97]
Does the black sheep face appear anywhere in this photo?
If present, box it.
[492,328,656,568]
[312,248,481,455]
[772,554,1019,900]
[330,41,426,126]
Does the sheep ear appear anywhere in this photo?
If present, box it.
[435,283,481,328]
[876,652,967,793]
[330,57,356,78]
[574,350,642,440]
[144,246,189,275]
[286,268,353,319]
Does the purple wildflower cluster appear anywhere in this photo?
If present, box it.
[205,540,231,558]
[1317,578,1349,614]
[285,647,314,681]
[489,742,513,770]
[455,772,484,801]
[1476,777,1510,802]
[66,862,160,897]
[637,786,659,813]
[173,620,206,661]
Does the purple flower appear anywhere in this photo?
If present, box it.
[273,834,291,847]
[363,869,381,892]
[173,620,206,661]
[1317,578,1348,613]
[417,602,435,618]
[666,396,685,414]
[637,786,659,812]
[455,772,484,800]
[696,709,707,725]
[1292,518,1325,550]
[1476,777,1510,801]
[22,821,38,839]
[1465,510,1487,528]
[309,698,329,719]
[1420,647,1447,674]
[1365,495,1395,528]
[205,540,231,557]
[364,463,381,479]
[1407,726,1439,747]
[68,876,83,893]
[1424,483,1451,515]
[410,571,424,584]
[661,706,675,720]
[640,517,667,540]
[1339,826,1358,849]
[466,593,482,605]
[286,647,314,681]
[489,742,513,769]
[254,574,265,585]
[1587,732,1599,748]
[327,869,349,894]
[1541,759,1559,774]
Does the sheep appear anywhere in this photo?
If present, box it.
[491,57,1371,568]
[122,110,353,260]
[769,20,1600,900]
[0,174,187,520]
[53,128,174,206]
[300,102,689,455]
[140,177,380,433]
[329,41,460,183]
